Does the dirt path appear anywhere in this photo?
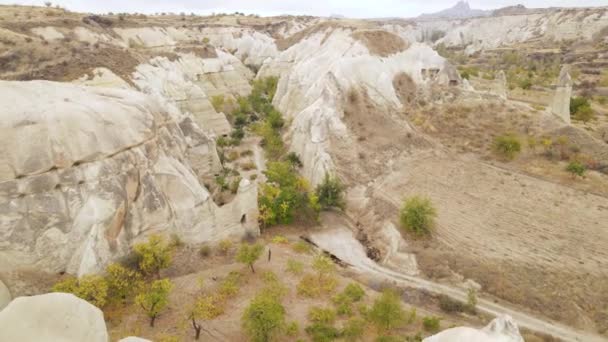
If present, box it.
[308,214,607,342]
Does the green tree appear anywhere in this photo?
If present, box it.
[105,263,143,302]
[242,293,286,342]
[52,275,108,308]
[133,234,173,278]
[315,173,345,210]
[135,278,173,327]
[190,294,224,340]
[399,196,437,235]
[492,134,522,160]
[368,290,406,332]
[566,161,586,178]
[236,243,264,273]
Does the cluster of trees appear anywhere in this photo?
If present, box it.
[53,234,176,327]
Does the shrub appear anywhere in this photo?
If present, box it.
[492,134,522,160]
[190,294,224,340]
[467,288,477,310]
[343,283,365,302]
[286,259,304,275]
[316,173,345,210]
[297,273,337,298]
[169,233,184,248]
[438,295,467,313]
[52,275,108,307]
[271,235,289,244]
[199,245,211,257]
[367,290,406,332]
[570,96,591,115]
[105,263,142,302]
[293,241,312,254]
[135,278,173,327]
[423,316,441,332]
[285,152,303,168]
[236,243,264,273]
[218,239,233,255]
[518,78,532,90]
[133,234,173,278]
[566,161,586,178]
[242,292,286,342]
[286,321,299,336]
[333,283,366,316]
[219,271,243,299]
[309,307,336,324]
[574,105,595,122]
[305,323,341,342]
[342,317,365,340]
[399,196,437,235]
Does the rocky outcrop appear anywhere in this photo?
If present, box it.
[0,293,108,342]
[259,26,451,185]
[0,81,258,283]
[423,315,524,342]
[550,66,573,124]
[0,280,10,311]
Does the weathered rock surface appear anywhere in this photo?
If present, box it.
[119,337,153,342]
[0,293,108,342]
[423,315,524,342]
[550,65,573,124]
[0,280,10,311]
[0,81,258,284]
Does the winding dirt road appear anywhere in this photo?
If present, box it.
[308,215,607,342]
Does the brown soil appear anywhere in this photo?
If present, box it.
[176,45,218,59]
[393,72,418,105]
[351,30,408,57]
[275,22,341,51]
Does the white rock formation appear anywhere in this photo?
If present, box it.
[423,315,524,342]
[494,70,508,100]
[0,293,108,342]
[119,337,153,342]
[0,280,10,311]
[0,81,258,280]
[259,26,452,185]
[550,66,573,124]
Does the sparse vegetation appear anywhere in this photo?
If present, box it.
[135,278,173,327]
[236,243,264,273]
[492,134,522,160]
[286,258,304,275]
[133,234,173,278]
[422,316,441,332]
[566,161,586,178]
[399,196,437,235]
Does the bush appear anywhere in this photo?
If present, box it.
[199,245,211,257]
[566,161,586,178]
[422,316,441,332]
[293,241,312,254]
[492,134,522,160]
[574,105,595,122]
[305,323,341,342]
[309,307,336,324]
[316,173,345,210]
[399,196,437,235]
[570,96,591,115]
[342,317,365,340]
[367,290,407,332]
[286,321,299,336]
[343,283,365,302]
[105,263,142,302]
[286,259,304,275]
[333,283,366,316]
[52,275,108,307]
[219,271,243,299]
[271,235,289,244]
[133,234,173,278]
[190,294,225,340]
[242,292,286,342]
[218,239,233,255]
[236,243,264,273]
[438,295,468,313]
[285,152,303,168]
[135,278,173,327]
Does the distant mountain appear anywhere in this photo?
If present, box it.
[419,1,490,19]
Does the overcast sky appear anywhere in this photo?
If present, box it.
[1,0,606,18]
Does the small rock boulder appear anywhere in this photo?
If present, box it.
[423,315,524,342]
[0,292,108,342]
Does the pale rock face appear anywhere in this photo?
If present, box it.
[74,67,133,89]
[119,337,153,342]
[387,8,608,54]
[0,280,10,311]
[133,51,253,137]
[423,315,524,342]
[31,26,64,41]
[0,293,108,342]
[259,27,449,185]
[550,66,572,125]
[199,27,280,66]
[0,81,258,282]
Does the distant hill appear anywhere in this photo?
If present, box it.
[419,1,490,19]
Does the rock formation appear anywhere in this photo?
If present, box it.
[0,293,108,342]
[494,70,508,100]
[550,66,573,124]
[0,280,10,311]
[423,315,524,342]
[0,81,258,284]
